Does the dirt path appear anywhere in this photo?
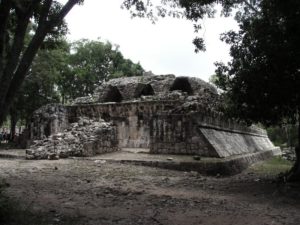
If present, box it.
[0,157,300,225]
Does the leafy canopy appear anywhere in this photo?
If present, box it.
[121,0,260,51]
[215,0,300,126]
[0,0,83,125]
[10,37,144,127]
[58,39,144,101]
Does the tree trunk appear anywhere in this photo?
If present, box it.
[10,111,17,142]
[0,0,81,126]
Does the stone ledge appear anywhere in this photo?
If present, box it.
[114,149,279,176]
[84,147,280,176]
[0,148,280,176]
[0,149,26,159]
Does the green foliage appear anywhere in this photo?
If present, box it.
[58,39,144,101]
[10,38,144,124]
[215,0,300,127]
[0,0,83,126]
[10,39,70,124]
[250,156,292,176]
[267,125,298,147]
[121,0,260,52]
[208,74,218,85]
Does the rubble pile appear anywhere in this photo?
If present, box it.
[281,147,296,162]
[72,96,95,105]
[26,117,119,159]
[140,90,188,101]
[170,91,220,114]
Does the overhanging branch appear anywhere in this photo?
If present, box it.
[241,0,261,15]
[1,0,82,120]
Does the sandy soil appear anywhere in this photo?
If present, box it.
[0,157,300,225]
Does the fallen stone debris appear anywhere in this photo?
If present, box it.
[26,117,119,159]
[281,147,296,162]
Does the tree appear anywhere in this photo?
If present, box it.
[57,39,144,101]
[11,40,69,126]
[214,0,300,181]
[8,36,144,134]
[121,0,260,51]
[267,125,298,148]
[0,0,83,126]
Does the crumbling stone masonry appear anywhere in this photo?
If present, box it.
[27,74,280,160]
[27,117,118,159]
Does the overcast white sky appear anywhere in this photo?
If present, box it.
[64,0,238,81]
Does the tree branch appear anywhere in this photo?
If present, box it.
[0,13,32,106]
[241,0,261,15]
[0,0,40,113]
[48,0,81,26]
[38,0,53,26]
[0,0,82,123]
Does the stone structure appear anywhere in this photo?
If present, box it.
[27,117,118,159]
[27,74,279,161]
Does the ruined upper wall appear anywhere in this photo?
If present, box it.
[73,74,218,105]
[29,104,68,140]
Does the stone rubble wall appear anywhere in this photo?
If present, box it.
[281,147,296,161]
[29,103,69,140]
[27,117,119,159]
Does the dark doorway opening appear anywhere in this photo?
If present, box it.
[104,86,123,102]
[135,83,155,98]
[44,123,51,137]
[170,77,193,95]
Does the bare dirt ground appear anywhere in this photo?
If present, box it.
[0,156,300,225]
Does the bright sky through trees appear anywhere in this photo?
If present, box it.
[64,0,238,81]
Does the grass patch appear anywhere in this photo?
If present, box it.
[250,156,293,176]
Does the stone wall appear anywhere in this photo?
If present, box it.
[150,112,277,157]
[68,101,182,148]
[29,104,68,140]
[28,101,278,159]
[150,114,218,156]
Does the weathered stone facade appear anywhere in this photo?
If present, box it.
[150,112,275,157]
[27,74,279,160]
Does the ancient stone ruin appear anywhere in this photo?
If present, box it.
[27,74,280,164]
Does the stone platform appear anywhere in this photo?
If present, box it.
[0,149,26,159]
[0,147,281,176]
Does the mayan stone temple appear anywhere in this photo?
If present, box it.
[27,74,280,174]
